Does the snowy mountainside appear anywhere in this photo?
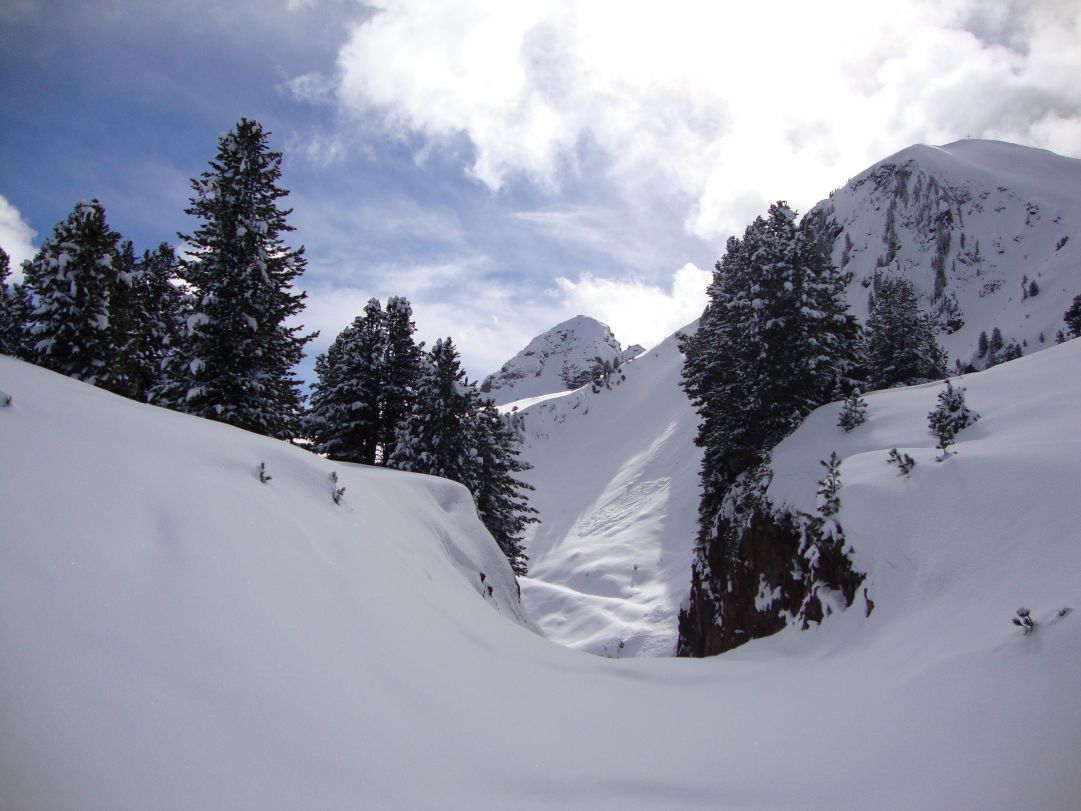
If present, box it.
[805,139,1081,368]
[481,314,643,406]
[3,346,1081,809]
[506,326,702,657]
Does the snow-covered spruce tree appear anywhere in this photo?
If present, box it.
[303,299,386,463]
[1064,294,1081,339]
[678,202,862,657]
[131,243,186,402]
[379,295,422,464]
[837,389,868,431]
[862,276,946,389]
[157,119,315,437]
[471,401,537,575]
[928,380,978,460]
[22,200,127,389]
[389,337,478,483]
[0,247,33,358]
[390,337,536,573]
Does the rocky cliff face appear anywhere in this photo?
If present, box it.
[676,465,864,658]
[480,315,643,406]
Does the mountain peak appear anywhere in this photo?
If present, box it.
[480,316,644,406]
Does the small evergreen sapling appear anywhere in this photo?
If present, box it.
[886,448,916,475]
[837,390,868,431]
[816,452,843,518]
[928,380,979,461]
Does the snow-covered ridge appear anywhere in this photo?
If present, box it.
[480,314,643,406]
[805,138,1081,368]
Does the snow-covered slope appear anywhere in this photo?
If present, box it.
[480,314,643,405]
[805,139,1081,367]
[509,328,701,657]
[3,345,1081,809]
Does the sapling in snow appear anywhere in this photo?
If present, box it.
[257,462,272,484]
[837,390,868,431]
[928,380,979,461]
[886,448,916,475]
[816,452,843,518]
[330,471,346,505]
[1012,607,1034,634]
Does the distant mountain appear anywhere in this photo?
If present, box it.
[480,315,643,406]
[804,139,1081,369]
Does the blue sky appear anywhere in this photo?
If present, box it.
[2,0,1079,381]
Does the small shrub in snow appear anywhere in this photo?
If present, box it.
[837,390,868,431]
[816,452,842,517]
[1012,607,1034,634]
[928,381,979,460]
[258,462,272,484]
[330,471,346,505]
[886,448,916,475]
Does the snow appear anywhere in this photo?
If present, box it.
[511,330,701,657]
[481,314,643,405]
[3,339,1081,807]
[810,139,1081,367]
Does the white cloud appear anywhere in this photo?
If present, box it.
[329,0,1081,242]
[0,195,38,281]
[553,263,710,352]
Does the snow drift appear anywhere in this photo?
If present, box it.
[3,342,1081,809]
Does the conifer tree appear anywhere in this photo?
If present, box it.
[133,243,186,402]
[389,336,537,573]
[389,337,477,482]
[1064,294,1081,339]
[471,401,536,575]
[678,202,861,656]
[862,276,946,389]
[22,200,124,387]
[304,299,386,463]
[0,247,32,358]
[157,118,315,437]
[379,295,422,463]
[681,202,859,522]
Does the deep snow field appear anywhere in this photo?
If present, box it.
[3,341,1081,809]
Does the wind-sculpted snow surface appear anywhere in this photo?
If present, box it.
[3,344,1081,809]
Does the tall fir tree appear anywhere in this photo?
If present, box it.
[862,276,946,389]
[1066,294,1081,339]
[157,118,315,437]
[678,202,861,656]
[379,295,423,463]
[0,247,33,358]
[22,200,125,389]
[388,337,477,482]
[389,337,536,572]
[304,298,386,463]
[681,202,859,527]
[132,243,186,402]
[471,401,536,575]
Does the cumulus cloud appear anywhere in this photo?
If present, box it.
[553,263,710,352]
[329,0,1081,241]
[0,195,37,280]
